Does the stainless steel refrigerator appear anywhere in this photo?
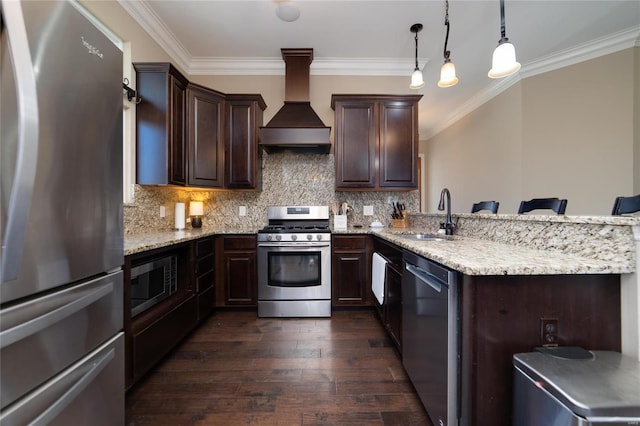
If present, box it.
[1,0,124,424]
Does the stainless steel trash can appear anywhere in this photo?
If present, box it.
[513,347,640,425]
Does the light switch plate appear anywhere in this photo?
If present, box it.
[159,206,166,218]
[363,205,374,216]
[239,206,247,217]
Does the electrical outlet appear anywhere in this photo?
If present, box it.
[159,206,166,218]
[540,318,559,346]
[363,205,374,216]
[239,206,247,217]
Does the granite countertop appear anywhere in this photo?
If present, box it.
[126,223,635,276]
[369,229,631,276]
[125,227,258,256]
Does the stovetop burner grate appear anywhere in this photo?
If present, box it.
[260,224,330,233]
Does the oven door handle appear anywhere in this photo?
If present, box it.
[258,243,331,248]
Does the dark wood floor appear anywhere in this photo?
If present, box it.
[126,309,432,425]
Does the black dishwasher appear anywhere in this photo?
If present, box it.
[402,250,459,426]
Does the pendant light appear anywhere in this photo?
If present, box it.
[409,23,425,89]
[488,0,521,78]
[438,0,458,88]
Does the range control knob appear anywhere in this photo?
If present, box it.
[276,234,282,241]
[316,234,323,241]
[291,234,298,241]
[267,234,273,241]
[307,234,313,241]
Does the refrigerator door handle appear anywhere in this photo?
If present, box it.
[30,348,115,425]
[1,0,40,283]
[0,280,114,349]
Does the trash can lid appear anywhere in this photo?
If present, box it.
[513,350,640,419]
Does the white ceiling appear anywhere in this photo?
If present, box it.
[120,0,640,138]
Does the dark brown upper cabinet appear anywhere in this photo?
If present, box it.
[226,94,266,190]
[134,62,266,190]
[134,62,188,186]
[186,83,225,188]
[331,94,422,191]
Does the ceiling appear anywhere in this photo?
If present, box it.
[120,0,640,138]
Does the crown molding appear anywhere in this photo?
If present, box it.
[424,25,640,140]
[189,57,424,76]
[117,0,191,72]
[519,25,640,80]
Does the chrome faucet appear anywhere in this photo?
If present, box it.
[438,188,457,235]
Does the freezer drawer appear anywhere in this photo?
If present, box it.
[0,271,123,409]
[0,332,124,425]
[513,350,640,425]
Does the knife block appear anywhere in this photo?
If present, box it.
[391,217,408,228]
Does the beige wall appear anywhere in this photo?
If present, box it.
[426,48,638,215]
[426,84,524,214]
[79,1,180,72]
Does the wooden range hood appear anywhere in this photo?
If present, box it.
[259,48,331,154]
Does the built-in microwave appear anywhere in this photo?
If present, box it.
[130,255,177,316]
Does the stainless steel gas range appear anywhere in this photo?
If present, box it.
[257,206,331,317]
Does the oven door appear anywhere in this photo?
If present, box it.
[258,242,331,301]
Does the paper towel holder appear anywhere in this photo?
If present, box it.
[175,202,186,230]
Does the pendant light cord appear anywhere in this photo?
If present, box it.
[443,0,451,61]
[499,0,507,41]
[414,30,420,71]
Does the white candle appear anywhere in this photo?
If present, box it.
[175,202,185,230]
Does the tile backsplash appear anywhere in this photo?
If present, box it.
[124,151,419,234]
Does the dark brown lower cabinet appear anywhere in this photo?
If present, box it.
[384,262,402,351]
[132,295,198,381]
[371,236,404,352]
[216,235,257,306]
[332,235,373,306]
[459,274,621,426]
[194,236,215,319]
[125,236,216,389]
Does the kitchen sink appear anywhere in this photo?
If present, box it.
[395,232,450,242]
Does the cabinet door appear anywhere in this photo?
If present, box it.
[169,75,187,185]
[334,100,376,189]
[134,62,188,185]
[223,250,257,305]
[187,84,225,187]
[332,236,372,306]
[378,100,418,189]
[384,264,402,351]
[217,236,257,307]
[226,96,265,189]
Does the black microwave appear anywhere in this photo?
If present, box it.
[130,255,177,316]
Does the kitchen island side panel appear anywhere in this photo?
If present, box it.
[459,274,621,426]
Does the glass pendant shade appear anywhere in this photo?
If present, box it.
[438,60,458,87]
[410,68,425,89]
[488,39,521,78]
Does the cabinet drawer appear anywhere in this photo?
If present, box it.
[223,235,256,250]
[333,235,368,250]
[197,285,215,320]
[196,254,214,275]
[133,296,197,379]
[196,237,214,257]
[196,269,214,293]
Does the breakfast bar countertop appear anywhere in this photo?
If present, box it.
[333,213,639,276]
[369,228,633,276]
